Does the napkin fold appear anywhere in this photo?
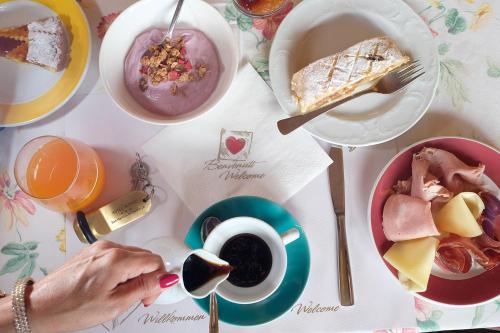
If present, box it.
[142,64,332,214]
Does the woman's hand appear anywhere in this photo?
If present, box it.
[24,240,178,333]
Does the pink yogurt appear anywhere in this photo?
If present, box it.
[124,29,220,116]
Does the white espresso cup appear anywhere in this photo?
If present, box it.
[204,216,300,304]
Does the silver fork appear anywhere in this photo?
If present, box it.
[277,60,424,135]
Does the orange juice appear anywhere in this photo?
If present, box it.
[16,136,105,212]
[27,138,78,199]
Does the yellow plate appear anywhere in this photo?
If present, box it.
[0,0,90,126]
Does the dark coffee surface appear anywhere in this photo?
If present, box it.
[219,233,272,287]
[182,254,231,292]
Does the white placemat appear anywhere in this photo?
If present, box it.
[59,86,416,332]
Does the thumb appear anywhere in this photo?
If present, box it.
[114,270,179,305]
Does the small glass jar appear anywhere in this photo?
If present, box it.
[233,0,288,18]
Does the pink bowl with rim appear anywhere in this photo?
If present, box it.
[368,136,500,306]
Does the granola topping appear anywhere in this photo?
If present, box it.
[139,37,207,94]
[124,29,220,116]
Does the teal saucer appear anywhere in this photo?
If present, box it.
[184,196,310,326]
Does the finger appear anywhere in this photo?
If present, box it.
[103,249,165,287]
[113,271,179,306]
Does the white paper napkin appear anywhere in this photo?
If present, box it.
[142,64,332,214]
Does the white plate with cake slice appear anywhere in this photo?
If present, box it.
[0,0,90,127]
[269,0,439,147]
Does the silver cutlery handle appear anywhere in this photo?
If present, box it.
[277,89,369,135]
[336,214,354,306]
[166,0,185,40]
[209,292,219,333]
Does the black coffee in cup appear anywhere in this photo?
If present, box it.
[219,233,272,287]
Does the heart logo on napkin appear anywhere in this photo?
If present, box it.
[226,136,246,154]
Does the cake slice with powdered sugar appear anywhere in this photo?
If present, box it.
[0,16,69,72]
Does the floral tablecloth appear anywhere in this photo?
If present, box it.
[1,0,500,331]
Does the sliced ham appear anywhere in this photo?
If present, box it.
[411,155,453,202]
[393,178,411,195]
[473,233,500,253]
[382,194,440,241]
[435,246,472,273]
[416,147,485,193]
[436,234,500,272]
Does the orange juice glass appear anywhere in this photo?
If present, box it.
[14,136,105,213]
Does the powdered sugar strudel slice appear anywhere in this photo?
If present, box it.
[291,36,410,114]
[0,17,69,72]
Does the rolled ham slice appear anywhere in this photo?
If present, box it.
[411,155,452,202]
[383,194,440,241]
[416,147,485,193]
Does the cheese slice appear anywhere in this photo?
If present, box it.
[434,192,484,237]
[383,237,439,292]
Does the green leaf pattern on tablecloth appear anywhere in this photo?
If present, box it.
[437,42,450,55]
[0,241,40,278]
[416,319,439,331]
[0,167,56,280]
[416,309,443,330]
[224,3,253,31]
[439,58,471,109]
[221,0,294,84]
[0,254,28,275]
[418,2,493,36]
[1,242,26,255]
[415,296,500,332]
[418,2,497,109]
[445,8,467,34]
[251,55,270,82]
[470,302,500,327]
[472,305,485,327]
[20,253,37,278]
[429,310,443,321]
[486,58,500,78]
[39,266,49,276]
[415,298,441,331]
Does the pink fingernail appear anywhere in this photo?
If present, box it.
[159,273,179,289]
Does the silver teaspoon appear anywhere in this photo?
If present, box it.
[161,0,185,43]
[201,217,222,333]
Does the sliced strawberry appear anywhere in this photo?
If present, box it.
[168,71,180,81]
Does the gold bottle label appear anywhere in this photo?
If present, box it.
[75,191,152,243]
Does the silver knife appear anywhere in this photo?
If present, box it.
[329,147,354,306]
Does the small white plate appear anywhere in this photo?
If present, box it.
[269,0,439,146]
[99,0,239,125]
